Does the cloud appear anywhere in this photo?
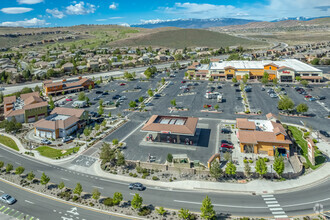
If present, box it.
[46,8,65,19]
[109,2,118,10]
[66,1,96,15]
[0,18,47,27]
[0,7,33,14]
[109,16,123,19]
[314,5,330,11]
[17,0,43,4]
[96,19,107,21]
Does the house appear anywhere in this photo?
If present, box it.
[87,62,99,70]
[61,62,74,72]
[237,114,292,157]
[43,77,94,96]
[34,107,89,139]
[4,92,48,123]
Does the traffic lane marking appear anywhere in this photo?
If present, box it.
[173,200,268,209]
[25,200,34,204]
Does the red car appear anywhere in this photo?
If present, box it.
[221,143,234,149]
[305,95,312,98]
[66,98,72,101]
[181,81,186,83]
[119,83,126,86]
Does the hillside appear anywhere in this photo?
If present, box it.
[109,29,267,49]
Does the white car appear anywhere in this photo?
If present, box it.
[62,136,74,143]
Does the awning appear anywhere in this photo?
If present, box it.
[301,76,322,80]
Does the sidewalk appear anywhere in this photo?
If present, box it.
[91,158,330,194]
[0,132,26,153]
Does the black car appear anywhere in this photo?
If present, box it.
[194,83,199,86]
[320,130,330,138]
[221,140,232,145]
[96,91,103,94]
[154,94,161,98]
[112,95,121,99]
[102,92,109,95]
[235,89,241,92]
[317,96,326,100]
[217,86,222,89]
[128,183,146,191]
[134,86,141,90]
[221,128,232,134]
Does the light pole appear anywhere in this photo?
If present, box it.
[270,164,273,181]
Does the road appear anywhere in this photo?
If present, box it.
[0,144,329,219]
[1,62,189,96]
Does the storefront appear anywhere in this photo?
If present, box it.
[277,67,295,82]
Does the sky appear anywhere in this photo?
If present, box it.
[0,0,329,27]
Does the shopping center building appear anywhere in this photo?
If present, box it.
[43,77,94,96]
[189,59,323,83]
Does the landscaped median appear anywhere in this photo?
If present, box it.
[35,146,80,159]
[288,126,326,170]
[0,135,19,151]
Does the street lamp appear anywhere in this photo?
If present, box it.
[270,165,273,181]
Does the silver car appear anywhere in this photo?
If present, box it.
[0,194,16,205]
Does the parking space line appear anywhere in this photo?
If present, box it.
[0,205,5,211]
[2,207,9,213]
[7,209,15,215]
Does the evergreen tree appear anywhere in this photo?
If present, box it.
[255,158,268,177]
[73,183,83,196]
[273,150,285,177]
[200,196,216,219]
[131,193,143,210]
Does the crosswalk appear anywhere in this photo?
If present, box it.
[262,194,288,218]
[0,205,39,220]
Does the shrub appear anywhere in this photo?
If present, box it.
[138,206,152,216]
[136,166,143,173]
[312,139,318,144]
[133,173,138,178]
[167,153,173,163]
[72,195,79,202]
[304,132,310,138]
[303,163,310,169]
[142,173,148,179]
[152,176,159,181]
[243,159,248,163]
[89,202,94,206]
[248,160,253,163]
[129,172,134,176]
[263,158,269,162]
[103,197,114,206]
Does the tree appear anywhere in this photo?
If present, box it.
[244,162,252,178]
[273,78,278,85]
[6,164,13,173]
[210,160,223,179]
[34,85,41,92]
[27,171,35,181]
[209,77,214,82]
[40,172,50,186]
[156,207,167,216]
[232,77,237,83]
[92,188,101,202]
[113,192,123,205]
[0,92,3,104]
[278,96,295,111]
[129,101,137,108]
[200,196,216,219]
[108,111,112,118]
[273,150,285,177]
[78,92,86,101]
[300,80,309,87]
[225,162,237,176]
[131,193,143,210]
[15,166,25,175]
[170,98,176,107]
[73,183,83,196]
[83,126,91,141]
[255,158,268,177]
[310,58,320,65]
[112,139,119,145]
[95,124,100,132]
[98,105,104,115]
[161,77,165,85]
[167,153,173,163]
[178,208,191,220]
[242,74,249,84]
[116,151,125,166]
[99,99,104,106]
[138,97,144,102]
[295,76,302,81]
[214,104,219,111]
[88,84,93,91]
[297,103,309,114]
[101,120,106,128]
[0,161,3,169]
[48,95,55,110]
[223,151,231,161]
[147,89,153,97]
[58,181,65,190]
[21,87,33,94]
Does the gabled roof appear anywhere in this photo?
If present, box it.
[236,118,256,130]
[20,92,40,101]
[277,66,295,71]
[3,96,16,104]
[50,107,85,118]
[224,66,236,70]
[264,62,279,67]
[238,130,292,145]
[24,95,43,105]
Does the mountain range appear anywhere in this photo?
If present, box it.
[131,17,330,29]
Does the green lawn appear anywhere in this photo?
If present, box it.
[288,126,325,169]
[36,146,80,159]
[0,135,19,151]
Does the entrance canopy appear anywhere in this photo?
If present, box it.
[141,115,198,136]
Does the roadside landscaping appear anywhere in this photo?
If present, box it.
[288,126,326,170]
[0,135,19,151]
[36,146,80,159]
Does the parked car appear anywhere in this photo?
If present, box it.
[41,139,51,145]
[235,89,241,92]
[217,86,222,89]
[181,81,186,83]
[221,143,234,149]
[236,97,242,100]
[128,183,146,191]
[316,96,326,100]
[134,86,141,89]
[112,95,121,99]
[261,87,265,91]
[119,83,126,86]
[221,128,232,134]
[145,103,153,106]
[62,136,74,143]
[221,140,232,145]
[305,95,312,98]
[102,92,109,95]
[309,97,316,101]
[270,93,278,98]
[0,87,5,91]
[154,94,161,98]
[0,194,16,205]
[320,130,330,138]
[93,97,100,101]
[194,83,199,86]
[301,91,308,95]
[66,98,72,101]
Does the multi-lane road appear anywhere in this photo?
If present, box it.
[0,143,329,219]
